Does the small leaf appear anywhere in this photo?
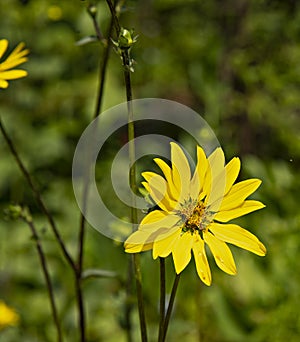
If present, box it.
[81,268,118,280]
[75,36,98,46]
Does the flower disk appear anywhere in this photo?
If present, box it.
[124,142,266,285]
[0,39,29,89]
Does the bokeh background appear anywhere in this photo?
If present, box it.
[0,0,299,341]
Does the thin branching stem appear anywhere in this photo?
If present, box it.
[161,274,181,342]
[105,1,148,341]
[21,213,63,342]
[158,258,166,342]
[0,118,75,271]
[76,12,115,342]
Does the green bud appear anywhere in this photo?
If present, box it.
[87,4,97,18]
[118,28,138,50]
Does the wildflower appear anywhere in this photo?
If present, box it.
[125,142,266,285]
[0,39,29,89]
[0,300,19,330]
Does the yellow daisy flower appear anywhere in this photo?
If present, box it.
[125,142,266,286]
[0,39,29,89]
[0,300,19,330]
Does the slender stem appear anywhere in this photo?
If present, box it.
[105,1,148,340]
[21,214,63,342]
[0,118,75,270]
[106,0,121,33]
[76,14,115,342]
[158,258,166,342]
[125,258,134,342]
[161,274,181,342]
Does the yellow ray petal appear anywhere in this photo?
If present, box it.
[154,157,179,200]
[153,228,181,258]
[124,230,154,253]
[172,232,194,274]
[0,79,9,88]
[218,179,262,212]
[5,42,29,61]
[209,223,266,256]
[193,145,208,193]
[192,236,212,285]
[224,157,241,195]
[0,57,28,70]
[189,168,200,201]
[142,172,176,212]
[203,231,237,275]
[170,142,191,202]
[139,211,180,232]
[204,148,225,205]
[0,39,8,59]
[139,210,168,225]
[215,200,265,222]
[0,70,27,80]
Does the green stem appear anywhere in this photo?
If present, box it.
[161,274,181,342]
[0,117,75,271]
[158,258,166,342]
[76,13,115,342]
[124,50,148,342]
[105,1,148,340]
[21,213,63,342]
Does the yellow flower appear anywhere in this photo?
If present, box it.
[125,142,266,286]
[0,39,29,89]
[0,300,19,330]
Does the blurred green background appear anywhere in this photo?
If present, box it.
[0,0,299,341]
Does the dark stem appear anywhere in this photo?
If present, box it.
[158,258,166,342]
[161,274,181,342]
[125,258,134,342]
[76,14,115,342]
[105,1,148,341]
[0,118,75,271]
[22,215,63,342]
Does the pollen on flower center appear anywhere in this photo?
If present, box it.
[178,199,213,235]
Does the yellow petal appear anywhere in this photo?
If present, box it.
[224,157,241,195]
[193,145,208,193]
[0,69,28,80]
[215,200,265,222]
[209,223,267,256]
[218,179,262,212]
[5,42,29,61]
[192,236,212,285]
[153,228,181,258]
[0,39,8,59]
[204,148,226,205]
[139,211,180,232]
[142,172,177,212]
[124,230,154,253]
[154,157,179,200]
[203,231,237,275]
[0,57,28,70]
[0,78,9,88]
[170,142,191,202]
[139,210,168,225]
[172,232,194,274]
[189,168,200,201]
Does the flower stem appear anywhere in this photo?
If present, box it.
[105,1,148,340]
[161,274,181,342]
[158,258,166,342]
[21,213,63,342]
[0,117,75,271]
[76,14,115,342]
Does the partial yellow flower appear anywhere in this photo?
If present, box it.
[125,142,266,286]
[0,300,19,330]
[0,39,29,89]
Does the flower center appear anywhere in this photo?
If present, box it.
[178,199,215,235]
